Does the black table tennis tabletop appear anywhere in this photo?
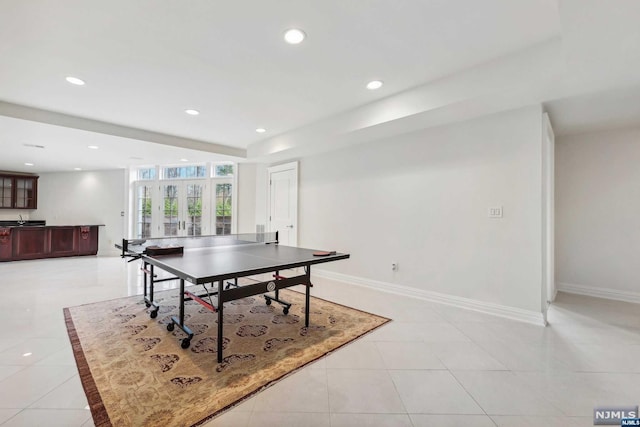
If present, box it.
[138,241,349,284]
[117,233,349,363]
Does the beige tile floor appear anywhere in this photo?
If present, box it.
[0,256,638,426]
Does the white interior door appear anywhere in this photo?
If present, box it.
[268,162,298,246]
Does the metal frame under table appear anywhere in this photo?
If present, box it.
[119,236,349,363]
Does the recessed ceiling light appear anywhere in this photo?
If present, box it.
[24,162,34,166]
[88,145,99,149]
[256,128,266,133]
[366,80,383,90]
[185,109,200,116]
[22,352,32,357]
[180,158,188,162]
[284,28,306,44]
[74,167,82,171]
[66,76,85,86]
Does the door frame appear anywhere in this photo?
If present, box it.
[267,161,298,246]
[542,112,555,323]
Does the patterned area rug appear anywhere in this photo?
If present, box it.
[64,287,390,427]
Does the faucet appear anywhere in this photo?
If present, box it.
[18,214,25,225]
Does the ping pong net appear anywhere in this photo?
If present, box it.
[118,231,279,260]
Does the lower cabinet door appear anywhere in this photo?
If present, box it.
[12,227,47,260]
[50,227,78,256]
[78,226,98,255]
[0,228,11,260]
[4,226,100,261]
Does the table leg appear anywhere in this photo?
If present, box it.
[143,261,148,301]
[142,262,159,318]
[179,278,185,326]
[168,279,193,348]
[149,264,154,303]
[305,266,311,328]
[217,279,224,363]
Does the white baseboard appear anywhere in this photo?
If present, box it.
[557,282,640,304]
[313,269,546,326]
[99,249,122,257]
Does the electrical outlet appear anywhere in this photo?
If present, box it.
[488,206,503,218]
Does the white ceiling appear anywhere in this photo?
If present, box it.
[1,0,640,173]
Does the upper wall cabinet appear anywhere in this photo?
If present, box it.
[0,173,39,209]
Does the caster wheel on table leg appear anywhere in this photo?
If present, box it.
[283,307,289,315]
[145,302,151,308]
[150,310,158,319]
[167,323,175,332]
[181,339,191,349]
[265,298,272,306]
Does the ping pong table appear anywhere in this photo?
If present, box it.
[118,232,349,363]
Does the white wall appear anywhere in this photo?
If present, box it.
[34,169,126,256]
[237,163,257,233]
[556,128,640,301]
[296,106,545,314]
[254,162,269,231]
[0,209,33,221]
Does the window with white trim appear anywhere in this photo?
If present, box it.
[130,163,236,238]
